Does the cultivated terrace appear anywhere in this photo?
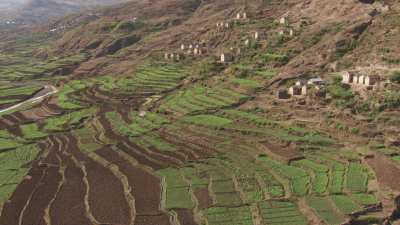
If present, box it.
[0,0,399,225]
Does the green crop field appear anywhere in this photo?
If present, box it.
[259,156,310,196]
[20,123,48,140]
[306,196,345,225]
[346,163,369,193]
[330,194,361,215]
[204,205,254,225]
[258,200,309,225]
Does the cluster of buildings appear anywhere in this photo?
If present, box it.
[164,11,295,64]
[277,14,294,37]
[278,77,326,99]
[342,71,380,88]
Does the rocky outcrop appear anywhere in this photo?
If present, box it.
[95,34,140,57]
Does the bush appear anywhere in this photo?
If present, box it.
[382,91,400,109]
[390,71,400,83]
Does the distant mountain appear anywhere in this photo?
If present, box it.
[0,0,130,25]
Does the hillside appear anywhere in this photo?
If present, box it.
[0,0,400,225]
[0,0,131,25]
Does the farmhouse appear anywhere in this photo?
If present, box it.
[194,47,203,55]
[279,17,287,24]
[365,75,380,86]
[165,52,183,61]
[253,31,266,40]
[220,53,234,63]
[342,71,354,84]
[289,85,302,96]
[236,12,247,20]
[301,85,308,96]
[353,75,359,85]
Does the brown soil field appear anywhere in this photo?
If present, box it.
[0,164,45,225]
[95,147,172,225]
[365,154,400,192]
[261,140,305,163]
[174,209,199,225]
[84,156,132,224]
[20,166,62,225]
[194,188,213,209]
[65,135,132,225]
[116,142,167,170]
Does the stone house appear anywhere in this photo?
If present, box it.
[220,53,234,63]
[253,31,266,40]
[358,75,366,85]
[289,85,302,96]
[236,12,247,20]
[342,71,354,84]
[194,47,203,56]
[365,75,380,86]
[353,75,359,85]
[279,16,287,25]
[301,85,308,95]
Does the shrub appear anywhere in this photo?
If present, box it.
[390,71,400,83]
[382,91,400,109]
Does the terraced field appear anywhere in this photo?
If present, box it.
[0,58,393,225]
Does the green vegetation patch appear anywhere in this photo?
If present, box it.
[259,156,310,196]
[307,196,345,225]
[346,163,369,193]
[106,111,169,137]
[157,168,195,209]
[159,85,248,115]
[293,159,329,195]
[258,200,309,225]
[180,115,233,128]
[44,107,96,132]
[330,194,362,215]
[20,123,47,140]
[204,206,253,225]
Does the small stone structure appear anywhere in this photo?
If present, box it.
[180,44,186,51]
[165,52,183,61]
[342,71,382,87]
[279,28,294,36]
[216,21,231,30]
[236,12,247,20]
[253,31,266,40]
[220,53,234,63]
[289,85,302,96]
[279,16,287,25]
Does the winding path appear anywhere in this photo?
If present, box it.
[0,85,58,114]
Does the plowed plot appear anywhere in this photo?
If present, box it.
[0,165,44,225]
[175,209,198,225]
[20,166,62,225]
[194,187,213,209]
[95,148,172,225]
[262,141,304,163]
[84,157,131,225]
[65,135,132,225]
[366,154,400,192]
[49,154,92,225]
